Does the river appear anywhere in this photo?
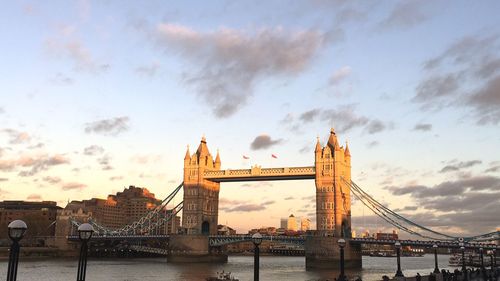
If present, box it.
[0,254,457,281]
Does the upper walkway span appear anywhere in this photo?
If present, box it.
[203,166,315,182]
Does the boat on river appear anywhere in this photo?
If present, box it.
[206,271,239,281]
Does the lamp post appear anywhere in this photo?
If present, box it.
[460,243,467,281]
[479,248,484,270]
[433,244,439,274]
[6,220,27,281]
[77,223,94,281]
[251,233,262,281]
[490,251,495,272]
[338,238,347,281]
[394,241,404,277]
[493,249,497,269]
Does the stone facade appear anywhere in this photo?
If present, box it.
[314,128,352,237]
[182,137,221,235]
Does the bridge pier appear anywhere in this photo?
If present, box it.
[305,236,362,269]
[167,235,227,263]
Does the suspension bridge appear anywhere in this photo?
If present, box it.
[66,129,499,269]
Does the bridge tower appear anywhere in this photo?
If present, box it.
[314,128,352,237]
[182,136,221,235]
[306,128,359,269]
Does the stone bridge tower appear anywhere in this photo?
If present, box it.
[314,128,352,237]
[182,137,221,235]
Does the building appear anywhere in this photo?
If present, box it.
[65,186,180,233]
[315,128,352,237]
[376,230,399,240]
[301,218,311,231]
[0,201,61,239]
[280,218,287,229]
[286,214,298,231]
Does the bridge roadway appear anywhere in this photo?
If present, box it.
[67,235,500,250]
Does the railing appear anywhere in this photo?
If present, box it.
[204,166,315,181]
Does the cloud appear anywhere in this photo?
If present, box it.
[379,0,433,30]
[414,34,500,124]
[414,73,460,102]
[0,107,4,114]
[219,198,246,206]
[109,176,123,181]
[366,141,379,148]
[42,176,61,184]
[49,72,74,85]
[284,196,295,200]
[0,178,8,182]
[364,120,391,134]
[136,62,160,77]
[299,109,321,123]
[2,129,31,144]
[413,123,432,131]
[329,66,352,85]
[387,176,500,199]
[250,135,283,150]
[27,194,42,200]
[62,182,87,191]
[0,154,70,176]
[439,160,482,173]
[131,154,162,164]
[467,75,500,124]
[83,145,104,155]
[154,23,325,117]
[84,116,130,136]
[44,36,109,73]
[97,155,113,170]
[262,200,275,206]
[225,204,266,213]
[485,165,500,173]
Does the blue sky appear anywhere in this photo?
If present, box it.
[0,0,499,236]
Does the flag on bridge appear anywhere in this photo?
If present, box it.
[243,155,250,159]
[271,154,278,159]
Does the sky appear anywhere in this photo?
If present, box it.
[0,0,499,237]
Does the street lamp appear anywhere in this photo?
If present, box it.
[490,250,495,272]
[493,249,497,269]
[394,241,404,277]
[6,220,27,281]
[338,238,347,281]
[432,244,439,274]
[77,223,94,281]
[460,243,468,281]
[251,233,262,281]
[479,248,484,270]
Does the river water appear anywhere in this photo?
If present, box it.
[0,254,457,281]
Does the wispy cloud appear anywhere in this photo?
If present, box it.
[413,123,432,131]
[154,23,325,117]
[84,116,130,136]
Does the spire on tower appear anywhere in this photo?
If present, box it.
[315,136,322,152]
[345,141,351,157]
[327,128,338,151]
[215,149,221,163]
[197,136,210,157]
[184,145,191,160]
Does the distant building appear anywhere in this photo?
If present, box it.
[65,186,180,233]
[376,230,398,240]
[287,214,298,231]
[280,218,288,229]
[217,224,236,235]
[300,218,311,231]
[0,201,61,239]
